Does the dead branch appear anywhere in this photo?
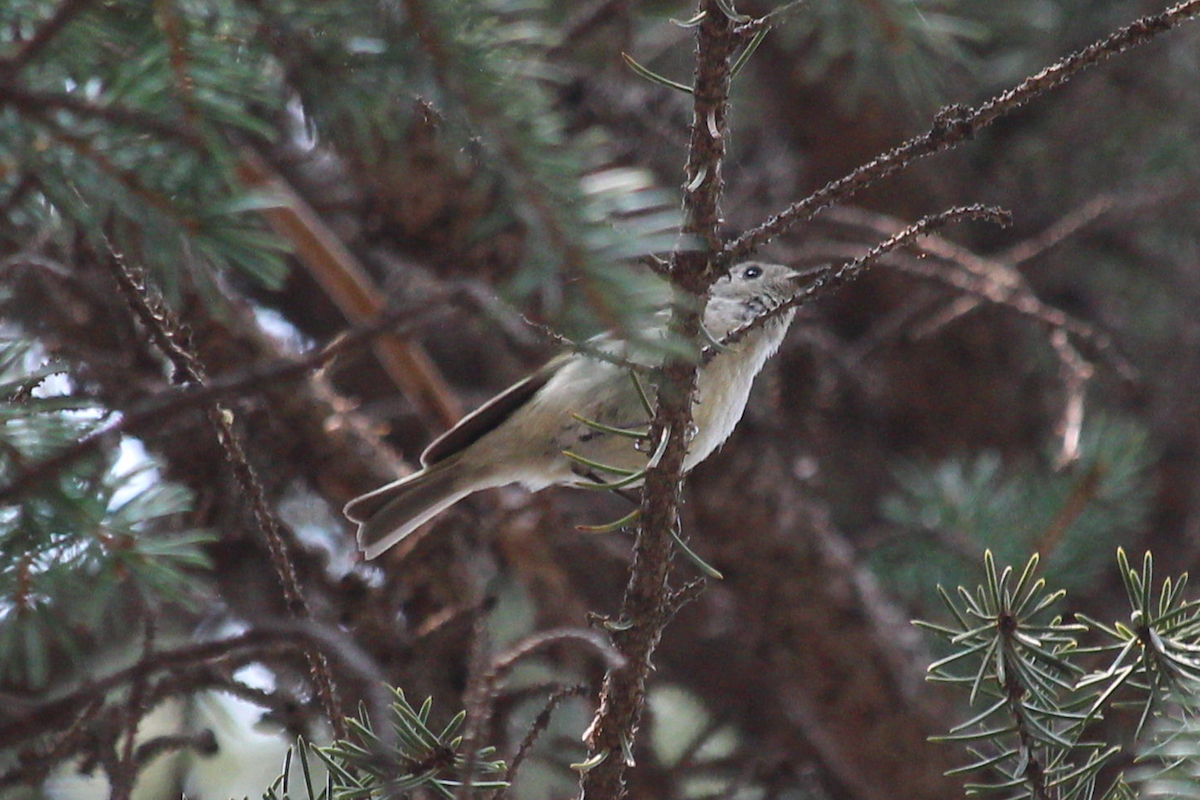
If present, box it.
[0,293,453,505]
[719,204,1011,352]
[724,0,1200,264]
[235,147,463,430]
[498,684,589,795]
[103,245,345,738]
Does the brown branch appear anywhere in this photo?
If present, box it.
[102,245,345,739]
[489,629,624,685]
[109,614,155,800]
[1000,195,1116,266]
[721,204,1011,352]
[0,615,395,788]
[0,631,296,747]
[724,0,1200,263]
[0,696,105,790]
[803,203,1120,474]
[579,3,737,798]
[497,684,589,796]
[795,234,1112,463]
[152,0,200,131]
[812,202,1138,373]
[0,291,454,506]
[899,254,1129,374]
[234,147,462,430]
[796,232,1134,382]
[458,628,621,799]
[520,317,654,374]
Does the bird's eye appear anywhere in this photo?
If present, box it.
[743,265,763,279]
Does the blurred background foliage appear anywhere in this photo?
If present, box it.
[1,0,1199,798]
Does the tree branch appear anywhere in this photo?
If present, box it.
[724,0,1200,264]
[579,3,737,798]
[0,293,453,505]
[720,204,1011,351]
[0,631,295,747]
[0,82,204,148]
[235,148,463,430]
[0,0,97,74]
[103,245,345,738]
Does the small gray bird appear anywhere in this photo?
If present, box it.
[345,262,802,559]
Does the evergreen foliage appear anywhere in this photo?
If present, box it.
[0,0,682,333]
[920,549,1200,800]
[265,690,507,800]
[875,416,1156,610]
[2,0,1200,798]
[0,338,210,690]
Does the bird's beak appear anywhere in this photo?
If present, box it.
[788,264,825,287]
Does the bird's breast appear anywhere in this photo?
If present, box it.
[686,317,790,469]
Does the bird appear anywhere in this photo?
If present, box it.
[345,261,802,559]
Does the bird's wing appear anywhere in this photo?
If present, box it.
[420,358,562,466]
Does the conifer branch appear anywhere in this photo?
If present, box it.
[102,245,346,739]
[0,296,453,506]
[0,0,96,74]
[235,149,463,430]
[580,2,737,797]
[0,631,297,747]
[724,0,1200,264]
[0,83,205,147]
[719,204,1010,352]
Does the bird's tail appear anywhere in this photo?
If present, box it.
[344,459,473,560]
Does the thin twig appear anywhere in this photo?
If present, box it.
[0,293,455,505]
[724,0,1200,264]
[0,696,105,790]
[1001,195,1117,266]
[455,609,494,800]
[720,205,1011,352]
[133,731,218,767]
[497,684,589,796]
[1049,329,1094,469]
[110,613,156,800]
[0,631,296,747]
[808,202,1138,378]
[102,244,345,739]
[489,629,624,683]
[794,236,1134,381]
[790,216,1110,452]
[732,0,810,36]
[460,628,621,800]
[665,577,708,620]
[521,317,654,375]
